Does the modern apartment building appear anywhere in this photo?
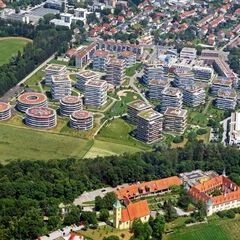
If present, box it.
[136,109,163,143]
[215,88,237,110]
[93,50,110,71]
[148,79,170,100]
[84,79,108,108]
[127,100,151,124]
[183,84,206,107]
[211,78,232,96]
[192,66,214,82]
[180,47,197,59]
[76,70,99,91]
[173,69,195,89]
[51,74,72,100]
[163,107,187,134]
[229,112,240,145]
[106,58,125,86]
[25,107,57,129]
[60,95,83,116]
[0,102,11,120]
[70,110,93,130]
[118,51,136,68]
[161,87,183,113]
[143,61,166,84]
[45,64,67,86]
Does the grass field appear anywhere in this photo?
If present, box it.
[84,139,144,158]
[164,216,240,240]
[0,37,31,65]
[0,124,92,164]
[96,118,149,148]
[80,225,132,240]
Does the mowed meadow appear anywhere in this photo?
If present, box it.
[0,37,31,65]
[164,216,240,240]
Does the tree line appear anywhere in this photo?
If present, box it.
[0,19,72,96]
[0,140,240,239]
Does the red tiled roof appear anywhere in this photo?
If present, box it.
[121,200,150,222]
[189,176,240,206]
[116,176,182,200]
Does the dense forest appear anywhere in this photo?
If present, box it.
[0,19,72,96]
[0,140,240,239]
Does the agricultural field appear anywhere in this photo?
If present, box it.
[0,37,31,65]
[164,216,240,240]
[0,123,92,164]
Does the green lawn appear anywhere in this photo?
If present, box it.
[84,139,144,159]
[25,68,45,86]
[164,216,240,240]
[188,111,208,127]
[0,123,92,164]
[106,91,141,118]
[0,37,30,65]
[97,118,147,148]
[125,63,143,77]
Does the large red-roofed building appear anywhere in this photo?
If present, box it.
[189,175,240,216]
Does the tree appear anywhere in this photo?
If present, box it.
[131,220,152,240]
[177,191,191,211]
[18,208,45,239]
[63,206,81,225]
[164,201,177,222]
[80,211,97,225]
[99,209,109,222]
[150,214,165,240]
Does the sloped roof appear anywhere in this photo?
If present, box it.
[121,200,150,222]
[116,176,182,200]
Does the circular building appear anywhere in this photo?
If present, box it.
[25,107,57,129]
[70,110,93,130]
[0,102,11,120]
[17,92,48,112]
[60,95,83,116]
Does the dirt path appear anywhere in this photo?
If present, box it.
[0,37,33,42]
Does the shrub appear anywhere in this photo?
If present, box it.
[196,128,207,135]
[172,135,184,143]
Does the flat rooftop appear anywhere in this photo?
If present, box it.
[77,70,98,78]
[162,87,182,97]
[149,79,169,87]
[218,89,237,99]
[212,78,232,87]
[72,110,93,119]
[119,51,135,58]
[52,74,70,82]
[18,92,47,104]
[27,107,55,118]
[95,50,109,57]
[85,79,107,87]
[0,102,10,112]
[138,108,163,121]
[128,100,151,111]
[164,107,187,117]
[45,64,66,72]
[185,84,204,93]
[61,95,82,104]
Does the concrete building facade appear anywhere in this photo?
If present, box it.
[51,74,72,100]
[163,107,187,134]
[136,109,163,143]
[161,87,183,113]
[84,80,107,108]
